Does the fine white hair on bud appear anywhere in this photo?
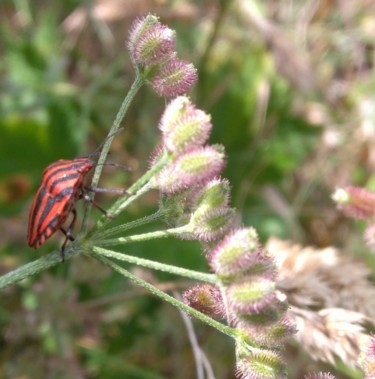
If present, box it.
[193,178,230,210]
[156,145,225,194]
[159,96,212,154]
[227,278,276,315]
[183,284,224,318]
[127,14,175,67]
[208,228,261,277]
[159,96,192,134]
[151,59,197,97]
[235,346,287,379]
[189,206,235,242]
[238,316,296,348]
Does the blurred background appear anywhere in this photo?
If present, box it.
[0,0,375,378]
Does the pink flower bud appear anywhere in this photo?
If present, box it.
[332,186,375,220]
[227,278,276,315]
[156,145,225,194]
[151,58,197,97]
[193,178,230,210]
[159,96,191,134]
[209,228,260,276]
[189,206,235,242]
[128,15,175,67]
[183,284,224,318]
[238,316,296,348]
[159,98,212,154]
[236,348,286,379]
[233,294,288,326]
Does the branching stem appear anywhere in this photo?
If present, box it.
[93,254,238,340]
[92,246,217,284]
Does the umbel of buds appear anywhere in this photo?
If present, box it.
[183,226,294,378]
[152,94,292,378]
[147,88,295,377]
[127,15,197,97]
[152,96,234,243]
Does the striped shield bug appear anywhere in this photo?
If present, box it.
[27,154,126,261]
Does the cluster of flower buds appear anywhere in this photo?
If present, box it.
[208,228,295,378]
[332,186,375,253]
[127,14,197,97]
[154,96,294,378]
[155,96,233,241]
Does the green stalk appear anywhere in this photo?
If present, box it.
[94,226,189,247]
[95,150,171,230]
[92,210,164,240]
[0,248,76,289]
[93,254,238,340]
[92,246,217,284]
[81,74,145,233]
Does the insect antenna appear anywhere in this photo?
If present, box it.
[84,129,124,159]
[94,162,131,171]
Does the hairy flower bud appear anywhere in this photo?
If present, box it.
[156,145,225,194]
[209,228,259,277]
[128,14,175,67]
[189,206,235,242]
[159,191,192,227]
[236,347,287,379]
[163,110,212,154]
[159,96,191,134]
[151,58,197,97]
[193,178,230,210]
[332,186,375,220]
[128,15,158,52]
[227,278,276,315]
[239,316,296,348]
[183,284,223,318]
[236,295,288,326]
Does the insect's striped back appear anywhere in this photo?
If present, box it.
[27,158,94,248]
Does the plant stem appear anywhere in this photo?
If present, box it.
[92,246,217,283]
[93,254,238,339]
[94,226,189,247]
[0,247,77,289]
[93,150,171,232]
[81,74,145,233]
[93,210,164,240]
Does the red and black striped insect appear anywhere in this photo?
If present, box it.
[27,157,122,260]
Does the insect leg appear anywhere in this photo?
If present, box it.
[81,192,114,219]
[84,185,130,195]
[60,208,77,262]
